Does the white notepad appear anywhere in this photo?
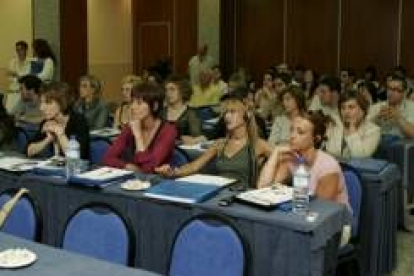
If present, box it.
[176,174,236,187]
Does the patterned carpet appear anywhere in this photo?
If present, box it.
[393,211,414,276]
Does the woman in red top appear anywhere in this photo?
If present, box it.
[103,82,177,173]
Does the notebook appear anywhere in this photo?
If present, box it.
[33,157,67,177]
[69,167,135,187]
[176,174,236,187]
[143,180,222,203]
[0,156,41,172]
[235,184,293,210]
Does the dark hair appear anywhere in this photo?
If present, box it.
[364,66,377,81]
[274,72,292,86]
[40,82,71,114]
[15,40,28,50]
[0,101,16,147]
[357,81,378,103]
[131,82,164,117]
[300,111,329,149]
[279,86,307,112]
[33,38,56,63]
[18,75,42,94]
[79,75,102,95]
[340,67,356,78]
[165,76,192,102]
[388,73,408,92]
[339,90,369,116]
[318,76,341,93]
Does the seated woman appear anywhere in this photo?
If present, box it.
[0,100,17,151]
[268,86,307,146]
[156,93,272,187]
[113,75,143,129]
[73,75,109,130]
[325,90,380,158]
[103,83,177,173]
[27,82,90,159]
[161,76,206,144]
[257,111,350,207]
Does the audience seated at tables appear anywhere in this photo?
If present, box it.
[309,76,341,125]
[156,92,272,187]
[339,67,356,92]
[357,81,379,105]
[268,86,307,146]
[27,82,90,159]
[103,83,177,173]
[73,75,110,130]
[188,69,222,108]
[367,74,414,139]
[113,75,143,130]
[325,90,380,158]
[211,65,228,95]
[255,70,276,121]
[258,111,350,208]
[11,75,43,125]
[0,100,18,151]
[160,76,206,145]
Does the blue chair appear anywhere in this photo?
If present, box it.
[61,204,135,266]
[89,138,112,164]
[0,189,42,241]
[170,147,190,167]
[337,163,363,276]
[16,127,29,154]
[168,214,248,276]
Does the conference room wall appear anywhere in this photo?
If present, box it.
[0,0,32,91]
[221,0,414,82]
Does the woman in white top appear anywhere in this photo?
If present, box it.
[325,90,380,158]
[268,86,306,146]
[32,39,56,83]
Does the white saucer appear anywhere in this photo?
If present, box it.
[120,180,151,191]
[0,248,37,269]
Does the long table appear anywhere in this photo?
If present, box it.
[0,232,160,276]
[0,170,348,276]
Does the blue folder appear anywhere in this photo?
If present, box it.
[143,180,222,203]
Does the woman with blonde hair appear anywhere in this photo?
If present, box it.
[113,75,143,129]
[156,91,272,187]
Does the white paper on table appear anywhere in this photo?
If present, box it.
[236,185,293,206]
[0,157,41,172]
[176,174,236,187]
[75,167,133,181]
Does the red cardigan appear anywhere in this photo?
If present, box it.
[103,122,177,173]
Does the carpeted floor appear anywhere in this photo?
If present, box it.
[393,211,414,276]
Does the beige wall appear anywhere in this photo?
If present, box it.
[88,0,133,104]
[198,0,220,66]
[0,0,33,91]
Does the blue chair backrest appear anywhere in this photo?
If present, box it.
[170,147,190,167]
[195,106,217,122]
[169,216,246,276]
[0,192,40,241]
[16,128,29,154]
[89,138,112,164]
[341,165,362,238]
[62,205,133,265]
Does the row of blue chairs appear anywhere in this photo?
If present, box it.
[0,162,362,275]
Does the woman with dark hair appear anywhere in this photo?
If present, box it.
[27,82,90,159]
[325,90,380,158]
[357,81,378,104]
[103,83,177,173]
[156,93,272,187]
[258,111,350,207]
[268,86,307,146]
[161,76,206,144]
[32,38,56,83]
[73,75,109,130]
[0,100,17,151]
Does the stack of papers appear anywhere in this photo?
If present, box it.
[0,157,41,172]
[236,184,293,209]
[176,174,236,187]
[33,156,66,176]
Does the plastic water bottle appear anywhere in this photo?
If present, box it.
[292,156,310,215]
[65,135,81,178]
